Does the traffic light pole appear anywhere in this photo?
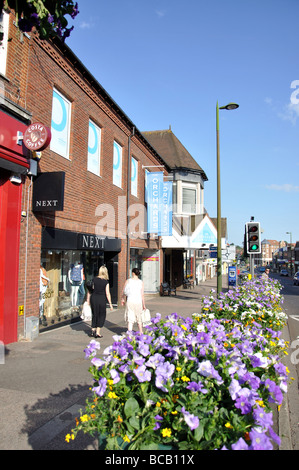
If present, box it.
[250,254,254,279]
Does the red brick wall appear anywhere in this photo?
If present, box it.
[4,28,167,338]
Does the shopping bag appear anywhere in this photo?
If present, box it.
[142,308,151,326]
[81,301,92,321]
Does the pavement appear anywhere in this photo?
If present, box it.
[0,275,297,450]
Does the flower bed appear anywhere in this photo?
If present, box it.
[67,277,290,450]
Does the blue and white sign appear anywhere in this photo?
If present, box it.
[160,181,172,236]
[146,172,172,235]
[131,156,138,197]
[192,222,217,244]
[50,89,71,159]
[113,141,122,188]
[228,266,237,287]
[146,172,163,233]
[88,120,101,175]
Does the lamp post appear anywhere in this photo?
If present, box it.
[216,101,239,295]
[286,231,293,276]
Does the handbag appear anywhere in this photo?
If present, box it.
[141,308,151,325]
[81,301,92,321]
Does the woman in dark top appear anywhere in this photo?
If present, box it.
[89,266,113,338]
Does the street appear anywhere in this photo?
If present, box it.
[269,272,299,450]
[274,272,299,345]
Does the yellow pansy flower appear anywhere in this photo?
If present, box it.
[161,428,172,438]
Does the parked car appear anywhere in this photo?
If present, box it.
[280,269,288,276]
[293,272,299,286]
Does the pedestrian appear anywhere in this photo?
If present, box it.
[90,266,113,338]
[262,267,270,279]
[121,268,146,334]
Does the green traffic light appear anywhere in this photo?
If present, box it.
[251,244,258,251]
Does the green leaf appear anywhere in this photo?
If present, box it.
[124,397,140,418]
[139,442,159,450]
[129,416,140,430]
[194,421,204,442]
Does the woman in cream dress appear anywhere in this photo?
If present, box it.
[121,268,145,333]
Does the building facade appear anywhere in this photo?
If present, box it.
[142,129,230,286]
[1,10,169,343]
[260,239,279,267]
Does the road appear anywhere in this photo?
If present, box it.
[269,272,299,450]
[271,272,299,358]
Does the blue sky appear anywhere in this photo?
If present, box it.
[66,0,299,246]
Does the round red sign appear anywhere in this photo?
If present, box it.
[23,122,51,151]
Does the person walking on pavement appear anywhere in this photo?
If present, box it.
[121,268,145,334]
[261,267,270,279]
[89,266,113,338]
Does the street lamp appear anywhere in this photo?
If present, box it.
[286,231,293,276]
[216,101,239,295]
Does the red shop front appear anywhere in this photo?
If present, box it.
[0,110,30,344]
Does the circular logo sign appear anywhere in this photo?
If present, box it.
[23,123,51,151]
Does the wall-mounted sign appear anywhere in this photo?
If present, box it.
[32,172,65,212]
[23,122,51,151]
[146,171,173,236]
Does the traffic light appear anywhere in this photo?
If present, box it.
[246,222,261,254]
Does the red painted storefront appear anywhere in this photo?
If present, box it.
[0,110,29,344]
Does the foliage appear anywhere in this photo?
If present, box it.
[1,0,79,41]
[68,277,289,450]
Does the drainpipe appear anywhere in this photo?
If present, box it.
[24,175,33,337]
[126,127,135,279]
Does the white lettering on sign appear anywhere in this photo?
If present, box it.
[35,200,58,207]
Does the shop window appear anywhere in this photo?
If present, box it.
[40,249,104,328]
[50,88,72,159]
[130,249,160,293]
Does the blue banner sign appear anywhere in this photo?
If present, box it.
[160,181,172,236]
[146,172,172,235]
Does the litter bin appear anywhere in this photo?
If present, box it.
[25,316,39,341]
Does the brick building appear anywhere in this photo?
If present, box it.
[260,239,279,267]
[0,11,169,344]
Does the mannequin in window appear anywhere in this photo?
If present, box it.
[40,264,50,317]
[68,262,83,306]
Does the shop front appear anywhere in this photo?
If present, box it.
[40,227,121,329]
[130,248,161,294]
[0,109,31,344]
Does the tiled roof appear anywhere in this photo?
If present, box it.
[142,129,208,181]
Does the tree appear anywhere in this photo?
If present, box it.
[1,0,79,42]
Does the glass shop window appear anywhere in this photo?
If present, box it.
[39,249,104,328]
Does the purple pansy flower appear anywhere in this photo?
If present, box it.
[181,407,199,431]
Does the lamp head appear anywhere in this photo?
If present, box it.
[220,102,239,110]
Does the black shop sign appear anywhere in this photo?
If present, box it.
[32,172,65,212]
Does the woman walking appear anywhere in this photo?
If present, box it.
[89,266,113,338]
[121,268,145,334]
